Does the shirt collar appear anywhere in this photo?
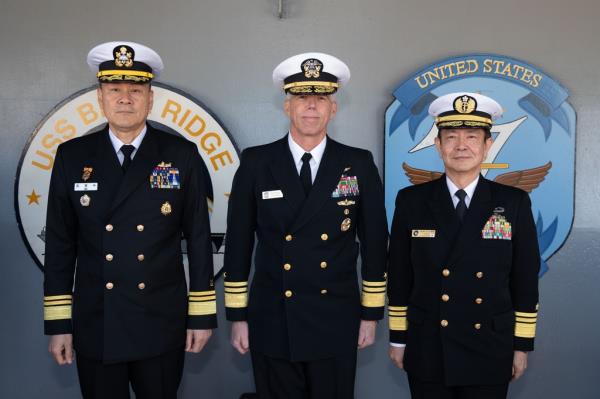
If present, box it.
[287,133,327,167]
[108,125,147,154]
[446,175,479,201]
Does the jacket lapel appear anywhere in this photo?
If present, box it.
[427,176,461,243]
[108,126,160,215]
[290,138,345,233]
[447,176,493,265]
[268,136,305,216]
[92,128,124,218]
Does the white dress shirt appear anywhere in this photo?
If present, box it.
[446,175,479,209]
[108,126,147,165]
[287,133,327,183]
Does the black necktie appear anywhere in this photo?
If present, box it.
[300,152,313,196]
[455,189,467,223]
[120,145,135,173]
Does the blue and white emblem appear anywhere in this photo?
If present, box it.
[384,54,576,276]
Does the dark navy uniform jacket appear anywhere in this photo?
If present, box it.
[224,135,388,361]
[43,125,216,363]
[388,176,540,385]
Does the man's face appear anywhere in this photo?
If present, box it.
[284,94,337,140]
[97,83,153,134]
[435,128,492,176]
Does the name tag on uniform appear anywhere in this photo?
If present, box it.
[412,229,436,238]
[262,190,283,200]
[74,182,98,191]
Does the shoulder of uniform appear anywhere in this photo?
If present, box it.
[240,137,284,159]
[399,177,440,197]
[56,129,103,152]
[151,127,193,148]
[486,178,529,198]
[328,139,374,164]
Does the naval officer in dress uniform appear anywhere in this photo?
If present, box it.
[43,41,216,398]
[387,92,540,398]
[223,53,388,398]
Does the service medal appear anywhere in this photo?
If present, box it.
[80,194,91,207]
[161,201,172,216]
[82,167,93,181]
[341,218,351,231]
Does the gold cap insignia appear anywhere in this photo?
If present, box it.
[453,95,477,114]
[302,59,322,78]
[114,46,134,68]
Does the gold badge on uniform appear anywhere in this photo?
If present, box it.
[82,167,93,181]
[341,218,351,232]
[161,201,172,216]
[411,229,436,238]
[337,199,355,206]
[80,194,91,207]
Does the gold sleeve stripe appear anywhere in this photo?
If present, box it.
[189,290,216,297]
[515,309,537,338]
[516,317,537,323]
[361,292,385,307]
[224,287,248,293]
[44,305,72,321]
[388,306,408,311]
[189,295,217,302]
[515,323,536,338]
[225,292,248,308]
[224,281,248,287]
[389,310,407,316]
[515,311,538,318]
[389,316,408,331]
[44,300,72,306]
[44,295,73,301]
[362,281,387,287]
[188,300,216,316]
[362,286,386,293]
